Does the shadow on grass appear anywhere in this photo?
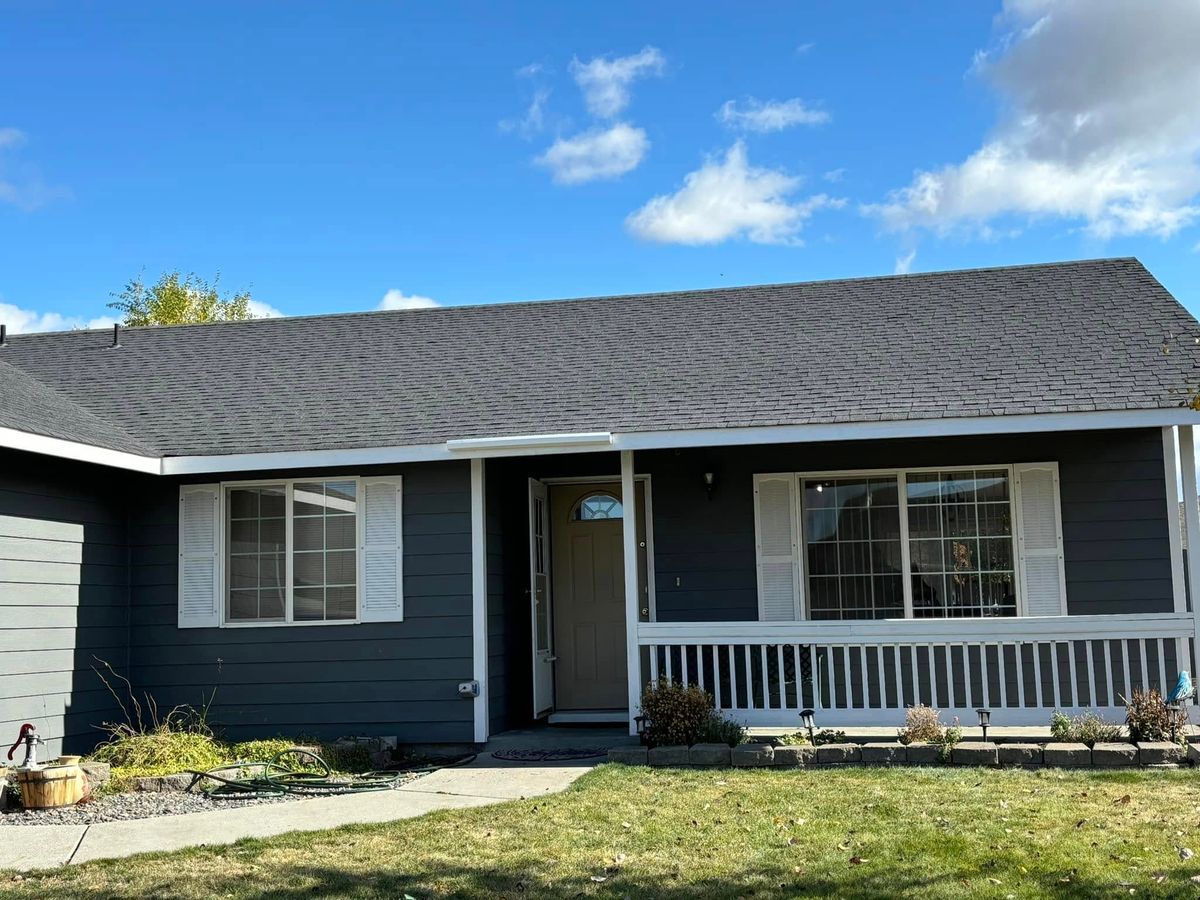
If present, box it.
[35,859,1183,900]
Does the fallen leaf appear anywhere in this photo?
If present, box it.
[1114,794,1132,805]
[987,877,1002,885]
[1181,847,1195,860]
[590,875,608,883]
[1075,820,1087,829]
[838,843,852,851]
[1191,874,1200,884]
[621,822,631,829]
[849,856,867,865]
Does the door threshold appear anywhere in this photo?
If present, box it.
[547,710,628,724]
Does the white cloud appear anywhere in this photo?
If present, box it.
[378,290,439,311]
[717,98,829,133]
[0,298,114,334]
[247,299,284,318]
[500,87,551,139]
[516,62,544,78]
[796,42,815,55]
[894,249,917,274]
[0,127,68,211]
[536,123,649,185]
[569,46,664,118]
[866,0,1200,239]
[625,141,843,245]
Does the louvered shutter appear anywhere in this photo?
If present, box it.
[178,484,220,628]
[361,477,404,622]
[754,474,801,621]
[1014,463,1067,616]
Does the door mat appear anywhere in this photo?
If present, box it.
[490,748,609,762]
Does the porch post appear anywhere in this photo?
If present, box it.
[1164,427,1187,615]
[621,450,641,735]
[470,458,489,744]
[1179,426,1200,681]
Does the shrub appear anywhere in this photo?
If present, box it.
[91,730,227,791]
[639,680,745,747]
[778,731,809,746]
[1049,709,1122,746]
[937,722,963,763]
[896,705,946,745]
[813,729,847,746]
[1124,688,1188,744]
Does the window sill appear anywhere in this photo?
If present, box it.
[219,618,361,629]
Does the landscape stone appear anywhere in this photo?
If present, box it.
[731,743,775,767]
[996,743,1043,766]
[860,742,905,765]
[1090,743,1137,766]
[1137,741,1184,766]
[904,743,943,765]
[607,747,648,766]
[815,743,861,765]
[1188,742,1200,765]
[1043,743,1090,767]
[952,743,998,766]
[80,761,111,791]
[135,773,198,792]
[773,745,815,767]
[688,743,732,767]
[647,745,690,767]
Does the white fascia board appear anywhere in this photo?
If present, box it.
[15,408,1200,477]
[0,426,162,474]
[611,409,1200,452]
[446,432,613,453]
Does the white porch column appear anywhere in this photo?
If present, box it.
[1179,426,1200,681]
[470,458,489,744]
[1164,427,1187,614]
[621,450,641,735]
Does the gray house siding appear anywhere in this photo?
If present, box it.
[0,448,131,757]
[639,427,1174,622]
[126,460,477,744]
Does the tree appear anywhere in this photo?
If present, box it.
[108,271,255,326]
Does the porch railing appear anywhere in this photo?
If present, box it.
[637,613,1196,727]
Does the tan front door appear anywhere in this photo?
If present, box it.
[549,482,647,711]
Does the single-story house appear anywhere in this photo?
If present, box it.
[4,257,1200,755]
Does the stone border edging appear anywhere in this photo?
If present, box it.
[609,740,1195,769]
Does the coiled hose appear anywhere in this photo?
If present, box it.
[187,747,476,800]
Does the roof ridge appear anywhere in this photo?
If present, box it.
[0,256,1141,338]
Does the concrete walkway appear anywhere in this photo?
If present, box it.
[0,739,610,872]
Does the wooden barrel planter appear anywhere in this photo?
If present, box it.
[14,762,85,809]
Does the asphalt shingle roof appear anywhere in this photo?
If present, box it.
[0,257,1197,459]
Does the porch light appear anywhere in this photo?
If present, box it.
[800,708,816,745]
[976,708,991,742]
[703,471,716,500]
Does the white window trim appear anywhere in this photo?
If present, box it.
[789,463,1024,621]
[217,475,365,628]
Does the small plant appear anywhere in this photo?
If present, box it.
[1124,688,1188,744]
[937,721,963,763]
[1049,709,1122,746]
[778,731,810,746]
[896,704,946,745]
[813,729,847,746]
[639,680,746,747]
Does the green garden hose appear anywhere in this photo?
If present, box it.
[186,747,443,800]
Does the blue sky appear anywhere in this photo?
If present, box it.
[2,0,1199,331]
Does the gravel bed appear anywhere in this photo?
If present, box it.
[0,770,427,826]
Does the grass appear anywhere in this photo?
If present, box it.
[6,764,1200,898]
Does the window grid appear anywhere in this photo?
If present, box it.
[798,466,1018,622]
[224,478,360,625]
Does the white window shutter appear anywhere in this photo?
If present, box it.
[178,484,220,628]
[361,478,404,622]
[754,473,801,621]
[1014,463,1067,616]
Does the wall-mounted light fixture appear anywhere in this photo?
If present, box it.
[703,471,716,500]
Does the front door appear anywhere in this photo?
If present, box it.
[528,479,554,717]
[549,482,632,711]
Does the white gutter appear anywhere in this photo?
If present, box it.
[6,408,1200,476]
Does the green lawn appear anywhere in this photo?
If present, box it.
[6,764,1200,898]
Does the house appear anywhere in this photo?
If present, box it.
[3,257,1200,755]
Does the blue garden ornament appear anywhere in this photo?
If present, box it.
[1167,670,1194,705]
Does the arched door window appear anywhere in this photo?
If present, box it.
[571,492,623,521]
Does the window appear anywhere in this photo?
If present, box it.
[572,493,623,521]
[802,476,904,620]
[226,478,359,624]
[906,470,1015,618]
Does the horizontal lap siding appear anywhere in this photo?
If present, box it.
[640,428,1174,621]
[128,461,476,744]
[0,449,130,756]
